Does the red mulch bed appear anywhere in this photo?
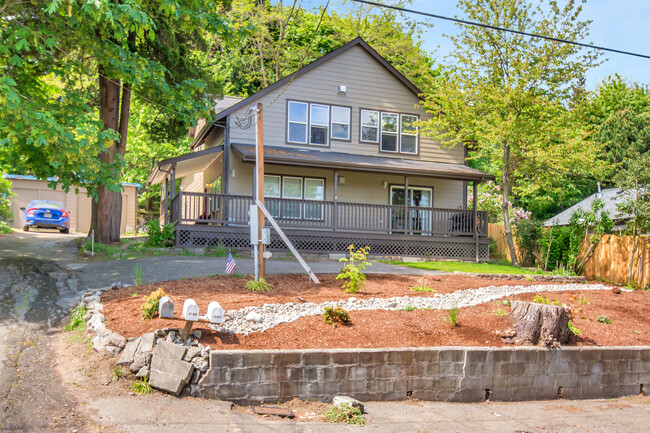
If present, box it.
[100,274,650,350]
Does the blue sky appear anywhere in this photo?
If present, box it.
[297,0,650,90]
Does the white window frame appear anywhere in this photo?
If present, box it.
[380,112,399,153]
[330,106,350,141]
[360,109,379,143]
[263,175,282,198]
[399,114,419,154]
[281,176,303,199]
[309,103,330,146]
[287,101,308,144]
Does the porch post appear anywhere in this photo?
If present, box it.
[404,175,409,234]
[163,175,169,225]
[170,164,176,224]
[474,181,479,263]
[333,170,338,231]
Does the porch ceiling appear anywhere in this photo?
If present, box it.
[148,146,223,184]
[232,144,494,182]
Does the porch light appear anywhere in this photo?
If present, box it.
[382,180,388,189]
[337,85,347,95]
[338,176,346,186]
[231,169,236,178]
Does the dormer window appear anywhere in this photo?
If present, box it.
[362,109,418,154]
[309,104,329,145]
[287,101,308,144]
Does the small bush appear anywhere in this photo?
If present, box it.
[130,377,153,395]
[0,221,11,234]
[446,305,460,326]
[336,245,372,293]
[532,294,562,306]
[322,403,365,426]
[141,288,166,320]
[403,305,415,312]
[145,219,174,248]
[410,277,436,293]
[246,277,273,292]
[597,315,612,324]
[65,303,88,332]
[324,306,350,326]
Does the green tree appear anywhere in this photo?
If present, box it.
[419,0,603,266]
[615,152,650,284]
[1,0,231,242]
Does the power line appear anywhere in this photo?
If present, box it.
[352,0,650,60]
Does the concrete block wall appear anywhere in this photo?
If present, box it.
[199,347,650,405]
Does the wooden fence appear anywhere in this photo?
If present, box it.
[488,223,649,286]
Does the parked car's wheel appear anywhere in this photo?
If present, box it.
[60,228,69,234]
[23,225,29,232]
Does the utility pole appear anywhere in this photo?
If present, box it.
[256,102,265,278]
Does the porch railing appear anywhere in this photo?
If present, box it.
[170,192,488,237]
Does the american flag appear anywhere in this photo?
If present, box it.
[225,252,236,274]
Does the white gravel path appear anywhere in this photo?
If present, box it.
[210,283,614,335]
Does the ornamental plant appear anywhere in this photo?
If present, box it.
[323,306,350,326]
[141,288,166,320]
[336,245,372,293]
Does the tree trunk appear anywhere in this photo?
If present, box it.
[509,301,570,346]
[501,144,519,266]
[90,66,131,243]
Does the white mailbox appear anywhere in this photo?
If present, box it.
[207,301,225,324]
[182,299,199,321]
[159,296,174,319]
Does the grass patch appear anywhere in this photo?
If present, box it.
[246,277,273,292]
[112,366,125,381]
[130,378,153,395]
[322,403,365,426]
[446,305,460,326]
[409,277,436,293]
[65,303,87,332]
[383,260,551,275]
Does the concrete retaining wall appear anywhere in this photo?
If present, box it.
[199,347,650,405]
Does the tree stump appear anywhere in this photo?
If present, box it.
[509,301,570,346]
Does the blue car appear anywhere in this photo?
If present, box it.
[22,200,70,233]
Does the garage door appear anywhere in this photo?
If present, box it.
[10,188,38,228]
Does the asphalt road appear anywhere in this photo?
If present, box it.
[1,230,649,432]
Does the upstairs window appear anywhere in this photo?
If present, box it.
[287,101,308,144]
[380,112,399,152]
[400,114,419,154]
[360,109,379,143]
[309,104,329,145]
[331,106,351,140]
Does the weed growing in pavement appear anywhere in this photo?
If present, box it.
[130,378,153,395]
[322,403,365,426]
[446,305,460,327]
[337,245,372,294]
[410,277,436,293]
[568,320,582,336]
[324,306,350,326]
[134,264,142,286]
[141,288,166,319]
[65,303,87,332]
[597,315,612,324]
[246,277,273,292]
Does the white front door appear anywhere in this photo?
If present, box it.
[390,186,433,234]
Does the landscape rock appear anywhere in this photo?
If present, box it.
[87,313,106,331]
[117,337,141,366]
[149,350,194,396]
[192,359,209,373]
[191,370,200,384]
[139,332,156,352]
[129,352,152,373]
[92,330,126,353]
[105,345,121,356]
[184,347,201,362]
[333,396,365,413]
[191,330,202,339]
[245,311,263,323]
[135,366,150,379]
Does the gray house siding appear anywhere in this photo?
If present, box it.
[228,45,464,165]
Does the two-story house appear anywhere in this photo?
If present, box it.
[148,38,493,260]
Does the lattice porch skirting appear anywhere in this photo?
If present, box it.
[175,224,489,260]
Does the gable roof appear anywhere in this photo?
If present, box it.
[544,188,632,227]
[191,37,423,149]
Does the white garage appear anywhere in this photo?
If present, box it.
[4,175,139,235]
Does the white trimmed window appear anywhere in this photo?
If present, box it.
[400,114,418,154]
[330,106,350,140]
[360,109,379,143]
[287,101,308,144]
[380,112,399,152]
[309,104,329,145]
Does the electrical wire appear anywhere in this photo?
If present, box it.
[352,0,650,60]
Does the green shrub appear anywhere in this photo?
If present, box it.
[145,219,174,247]
[0,221,11,234]
[246,277,273,292]
[336,245,372,293]
[65,302,88,332]
[532,294,562,306]
[322,403,365,425]
[141,288,166,319]
[324,306,350,325]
